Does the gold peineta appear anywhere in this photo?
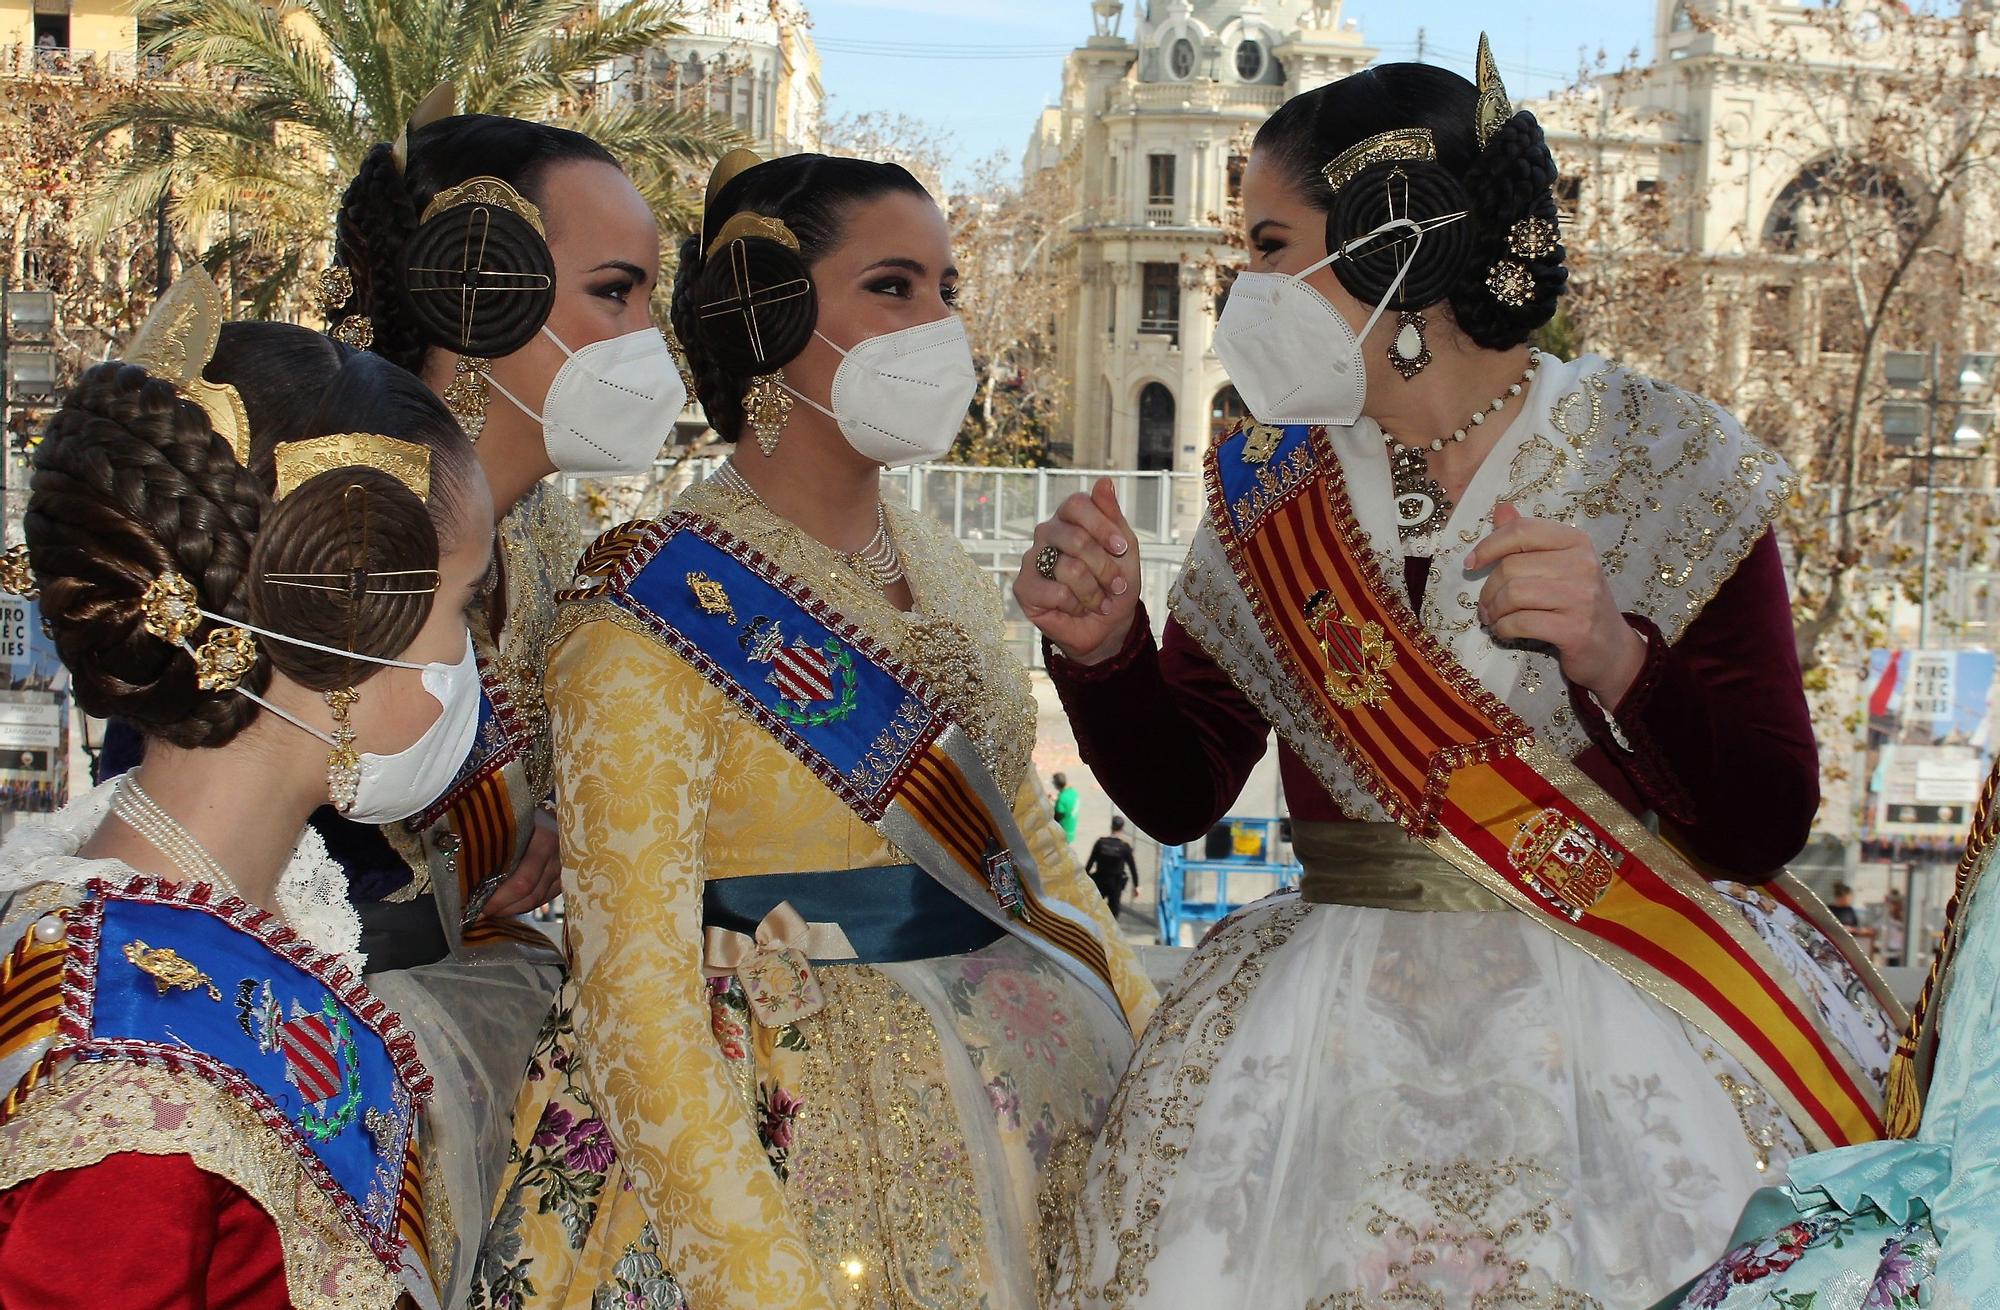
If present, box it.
[118,269,253,467]
[392,81,458,174]
[705,147,767,215]
[1322,128,1437,195]
[1474,33,1513,151]
[272,434,432,502]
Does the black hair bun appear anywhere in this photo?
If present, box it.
[687,235,818,377]
[400,198,557,358]
[1326,160,1476,312]
[1449,109,1568,349]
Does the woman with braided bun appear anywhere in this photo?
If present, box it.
[1023,43,1900,1307]
[470,149,1154,1310]
[0,272,494,1307]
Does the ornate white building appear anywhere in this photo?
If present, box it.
[1030,1,1374,472]
[600,0,823,157]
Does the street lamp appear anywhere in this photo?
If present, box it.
[1881,346,2000,649]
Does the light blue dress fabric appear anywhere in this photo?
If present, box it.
[1654,864,2000,1309]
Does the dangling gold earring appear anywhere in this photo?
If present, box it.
[744,373,794,458]
[324,687,361,813]
[1388,310,1432,381]
[444,356,491,441]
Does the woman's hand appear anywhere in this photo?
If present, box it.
[1013,478,1141,666]
[1466,502,1647,705]
[480,809,563,919]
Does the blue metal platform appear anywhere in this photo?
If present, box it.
[1156,815,1301,946]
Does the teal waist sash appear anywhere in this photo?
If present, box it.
[702,864,1005,965]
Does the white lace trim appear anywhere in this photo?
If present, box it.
[0,779,365,971]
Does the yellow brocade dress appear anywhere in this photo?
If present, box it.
[469,479,1156,1310]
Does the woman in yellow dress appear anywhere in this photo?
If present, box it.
[470,149,1155,1310]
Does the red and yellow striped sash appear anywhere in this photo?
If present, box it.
[1214,429,1885,1148]
[899,748,1119,999]
[0,914,66,1120]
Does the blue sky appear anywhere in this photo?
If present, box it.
[809,0,1659,185]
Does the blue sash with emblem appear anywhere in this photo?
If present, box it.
[568,512,1126,1026]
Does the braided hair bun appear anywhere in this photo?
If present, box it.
[1326,160,1476,311]
[1450,110,1567,349]
[26,361,271,748]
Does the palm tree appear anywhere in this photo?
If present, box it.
[84,0,744,313]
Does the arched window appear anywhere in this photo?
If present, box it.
[1234,39,1265,80]
[1669,2,1696,33]
[1210,385,1249,445]
[1138,383,1176,471]
[1169,37,1196,79]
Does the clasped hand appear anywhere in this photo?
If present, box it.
[1466,502,1645,706]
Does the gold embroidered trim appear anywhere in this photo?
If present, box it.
[0,1061,401,1309]
[789,967,985,1309]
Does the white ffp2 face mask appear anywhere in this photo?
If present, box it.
[490,324,689,476]
[1211,216,1432,429]
[780,316,978,467]
[194,613,483,824]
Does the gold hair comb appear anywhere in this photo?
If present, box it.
[392,81,458,175]
[1474,33,1513,152]
[705,148,767,214]
[704,211,801,259]
[1321,128,1438,195]
[418,175,547,235]
[118,269,253,466]
[272,433,432,501]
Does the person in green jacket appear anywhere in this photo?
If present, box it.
[1052,772,1080,844]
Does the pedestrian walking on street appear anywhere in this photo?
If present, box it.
[1052,770,1081,843]
[1086,816,1138,917]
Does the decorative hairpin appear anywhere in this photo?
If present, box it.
[1321,128,1437,195]
[272,433,432,501]
[119,269,252,467]
[262,568,441,598]
[1507,215,1561,261]
[140,572,203,646]
[0,544,37,599]
[192,627,258,692]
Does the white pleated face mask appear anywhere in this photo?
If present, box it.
[1211,212,1456,429]
[190,612,482,824]
[490,324,689,476]
[780,316,978,467]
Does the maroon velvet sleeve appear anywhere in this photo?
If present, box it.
[1569,529,1818,880]
[1046,604,1272,843]
[0,1153,291,1309]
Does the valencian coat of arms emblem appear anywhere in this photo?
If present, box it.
[1303,588,1397,710]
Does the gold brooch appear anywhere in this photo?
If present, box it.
[687,572,738,625]
[1507,215,1561,261]
[124,940,223,1001]
[193,626,259,692]
[1485,259,1535,309]
[1304,590,1397,710]
[0,544,37,599]
[140,572,203,646]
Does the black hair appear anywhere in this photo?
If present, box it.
[1254,64,1567,349]
[25,325,479,748]
[669,153,930,442]
[332,114,622,375]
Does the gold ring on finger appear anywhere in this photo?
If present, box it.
[1034,544,1062,581]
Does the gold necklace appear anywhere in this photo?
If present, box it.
[711,461,906,589]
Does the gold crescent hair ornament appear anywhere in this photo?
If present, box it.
[117,269,253,467]
[272,433,432,501]
[705,147,767,214]
[1474,32,1513,151]
[1322,128,1438,195]
[704,211,802,259]
[392,80,459,174]
[418,175,547,235]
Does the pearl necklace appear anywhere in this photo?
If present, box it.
[111,775,245,899]
[712,461,906,590]
[1385,349,1542,541]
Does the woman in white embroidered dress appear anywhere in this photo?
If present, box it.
[1016,50,1898,1309]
